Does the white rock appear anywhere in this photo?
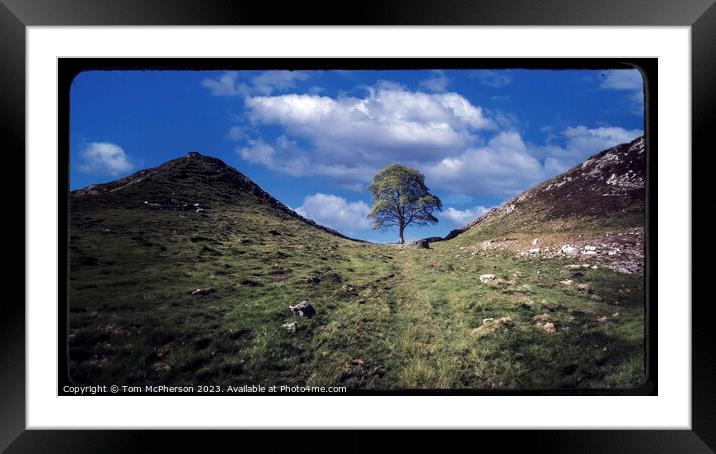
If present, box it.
[582,250,597,256]
[561,244,578,256]
[529,248,541,254]
[479,274,497,283]
[584,245,597,251]
[532,238,541,246]
[560,280,573,285]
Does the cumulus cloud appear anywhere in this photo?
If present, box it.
[202,70,310,97]
[420,70,451,92]
[244,84,494,168]
[423,131,545,196]
[295,193,372,232]
[236,136,311,177]
[77,142,134,176]
[443,205,490,226]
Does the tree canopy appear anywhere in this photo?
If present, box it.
[367,164,442,243]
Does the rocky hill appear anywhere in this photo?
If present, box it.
[438,136,646,274]
[71,152,361,242]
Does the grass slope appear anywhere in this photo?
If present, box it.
[68,153,645,390]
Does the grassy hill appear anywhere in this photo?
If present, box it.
[68,145,646,390]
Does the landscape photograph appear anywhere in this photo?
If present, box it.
[66,65,649,392]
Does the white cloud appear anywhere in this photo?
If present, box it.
[443,205,490,226]
[295,193,372,232]
[423,131,545,196]
[250,71,310,95]
[244,85,494,170]
[471,70,512,88]
[420,70,450,92]
[77,142,134,177]
[202,72,240,96]
[600,70,643,90]
[202,70,310,97]
[600,69,644,116]
[534,125,643,174]
[236,136,311,177]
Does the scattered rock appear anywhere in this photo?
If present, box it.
[560,280,573,285]
[191,287,215,296]
[584,245,597,252]
[582,250,597,256]
[282,321,298,333]
[479,274,497,283]
[529,248,541,254]
[490,317,514,327]
[542,322,557,333]
[561,244,578,255]
[472,317,513,337]
[532,238,541,246]
[565,264,582,270]
[289,301,315,318]
[151,361,171,371]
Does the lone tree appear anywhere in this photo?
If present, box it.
[367,164,442,243]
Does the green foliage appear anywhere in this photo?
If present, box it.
[367,164,442,242]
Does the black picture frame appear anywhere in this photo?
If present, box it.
[3,0,711,452]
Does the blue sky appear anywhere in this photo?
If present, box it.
[70,68,644,242]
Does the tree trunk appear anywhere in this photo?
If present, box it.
[398,224,405,244]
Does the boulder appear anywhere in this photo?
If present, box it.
[532,238,541,246]
[289,301,315,318]
[479,274,496,283]
[561,244,578,255]
[529,248,541,254]
[405,239,430,249]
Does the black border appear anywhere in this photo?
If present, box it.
[3,0,711,451]
[56,57,657,398]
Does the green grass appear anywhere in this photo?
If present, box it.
[68,197,645,391]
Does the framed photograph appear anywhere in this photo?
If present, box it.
[5,0,710,451]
